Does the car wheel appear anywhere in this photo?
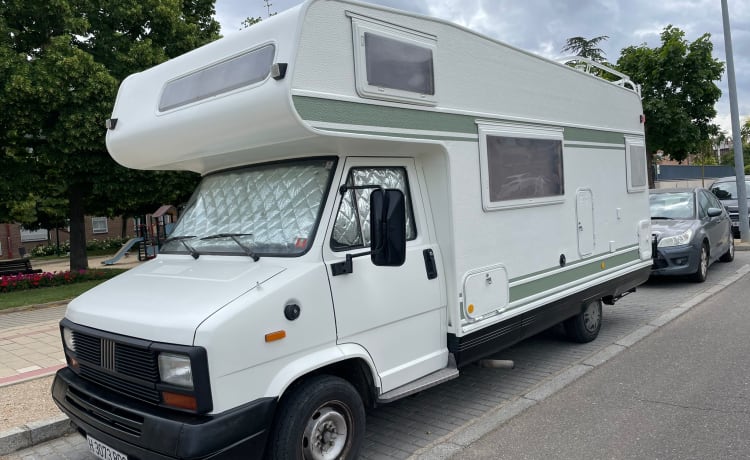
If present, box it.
[720,234,735,262]
[266,375,365,460]
[564,299,602,343]
[691,243,709,283]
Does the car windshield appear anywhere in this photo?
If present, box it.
[710,180,750,200]
[649,192,696,220]
[162,158,336,257]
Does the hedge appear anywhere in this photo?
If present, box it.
[0,269,124,294]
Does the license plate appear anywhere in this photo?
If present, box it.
[87,435,128,460]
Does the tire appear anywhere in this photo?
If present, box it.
[720,234,735,262]
[564,299,602,343]
[691,243,709,283]
[266,375,365,460]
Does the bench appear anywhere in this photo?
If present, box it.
[0,258,44,276]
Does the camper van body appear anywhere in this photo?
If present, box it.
[52,1,653,458]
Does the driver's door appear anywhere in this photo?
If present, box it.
[323,157,446,392]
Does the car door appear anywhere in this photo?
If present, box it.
[704,190,731,257]
[698,190,726,261]
[323,157,446,392]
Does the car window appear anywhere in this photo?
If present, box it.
[649,192,696,219]
[706,191,723,210]
[697,191,711,218]
[711,180,750,200]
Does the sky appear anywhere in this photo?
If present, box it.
[214,0,749,138]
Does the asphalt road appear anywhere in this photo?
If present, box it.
[454,267,750,459]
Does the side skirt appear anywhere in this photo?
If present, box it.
[448,266,651,367]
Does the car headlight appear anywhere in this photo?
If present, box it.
[657,229,693,247]
[158,353,194,388]
[62,327,75,352]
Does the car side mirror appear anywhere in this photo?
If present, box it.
[707,207,723,218]
[370,189,406,267]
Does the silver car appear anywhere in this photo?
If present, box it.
[650,188,734,282]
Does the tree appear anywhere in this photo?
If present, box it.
[617,26,724,165]
[561,35,610,62]
[0,0,218,270]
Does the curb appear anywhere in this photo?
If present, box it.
[412,262,750,459]
[0,415,75,456]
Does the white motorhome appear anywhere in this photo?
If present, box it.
[52,1,653,458]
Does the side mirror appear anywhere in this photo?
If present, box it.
[707,207,723,218]
[370,189,406,266]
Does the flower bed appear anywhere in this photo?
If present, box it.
[0,269,122,293]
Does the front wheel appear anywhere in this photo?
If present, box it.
[564,299,603,343]
[691,243,709,283]
[266,375,365,460]
[720,234,735,262]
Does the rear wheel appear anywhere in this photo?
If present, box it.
[720,234,735,262]
[691,243,709,282]
[564,299,602,343]
[266,375,365,460]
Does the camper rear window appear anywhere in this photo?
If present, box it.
[625,138,647,192]
[364,33,434,95]
[159,44,275,111]
[478,122,565,210]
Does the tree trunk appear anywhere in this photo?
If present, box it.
[69,184,88,271]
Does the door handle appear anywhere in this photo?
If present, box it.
[423,249,438,280]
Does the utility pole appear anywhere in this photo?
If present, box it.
[721,0,749,242]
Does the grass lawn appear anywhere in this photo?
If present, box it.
[0,278,122,311]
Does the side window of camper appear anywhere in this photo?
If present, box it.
[331,167,416,250]
[477,122,565,210]
[350,14,437,105]
[625,137,647,192]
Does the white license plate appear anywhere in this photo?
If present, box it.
[87,435,128,460]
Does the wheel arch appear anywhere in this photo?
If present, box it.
[265,344,380,408]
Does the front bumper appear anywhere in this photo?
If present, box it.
[651,244,699,276]
[52,367,276,460]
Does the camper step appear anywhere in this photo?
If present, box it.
[377,358,459,404]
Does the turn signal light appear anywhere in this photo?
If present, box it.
[265,330,287,342]
[162,391,197,411]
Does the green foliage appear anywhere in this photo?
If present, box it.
[616,26,724,163]
[561,35,610,62]
[0,0,218,270]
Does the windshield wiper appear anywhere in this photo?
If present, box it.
[200,233,259,261]
[163,235,200,259]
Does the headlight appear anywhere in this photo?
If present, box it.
[657,229,693,247]
[62,327,75,352]
[158,353,194,388]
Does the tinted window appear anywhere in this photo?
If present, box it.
[711,180,750,200]
[160,45,275,111]
[364,32,434,95]
[629,145,647,188]
[486,136,564,202]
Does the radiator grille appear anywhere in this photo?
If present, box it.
[72,331,160,405]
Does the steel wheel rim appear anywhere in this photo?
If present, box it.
[583,301,601,333]
[700,247,708,278]
[303,404,350,460]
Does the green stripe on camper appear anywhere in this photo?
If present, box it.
[293,95,632,145]
[563,127,626,145]
[508,247,641,303]
[564,143,625,150]
[315,127,476,142]
[293,96,477,134]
